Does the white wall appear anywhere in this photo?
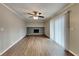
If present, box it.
[69,4,79,55]
[0,4,26,54]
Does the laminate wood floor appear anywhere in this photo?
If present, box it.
[2,35,73,56]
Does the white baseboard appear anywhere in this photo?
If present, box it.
[68,50,78,56]
[0,35,26,56]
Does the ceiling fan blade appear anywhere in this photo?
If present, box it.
[27,13,34,15]
[38,16,44,18]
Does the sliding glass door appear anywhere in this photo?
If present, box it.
[50,12,70,49]
[54,15,65,48]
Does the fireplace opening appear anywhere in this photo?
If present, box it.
[34,29,39,33]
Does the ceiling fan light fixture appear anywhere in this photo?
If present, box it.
[33,16,38,20]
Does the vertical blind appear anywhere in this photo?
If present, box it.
[50,11,70,49]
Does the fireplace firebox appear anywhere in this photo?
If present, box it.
[34,29,39,33]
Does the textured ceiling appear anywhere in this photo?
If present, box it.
[5,3,68,22]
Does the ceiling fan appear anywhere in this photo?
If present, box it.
[27,11,44,20]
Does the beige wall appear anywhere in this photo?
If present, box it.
[0,4,26,54]
[44,20,50,37]
[26,21,44,27]
[69,4,79,55]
